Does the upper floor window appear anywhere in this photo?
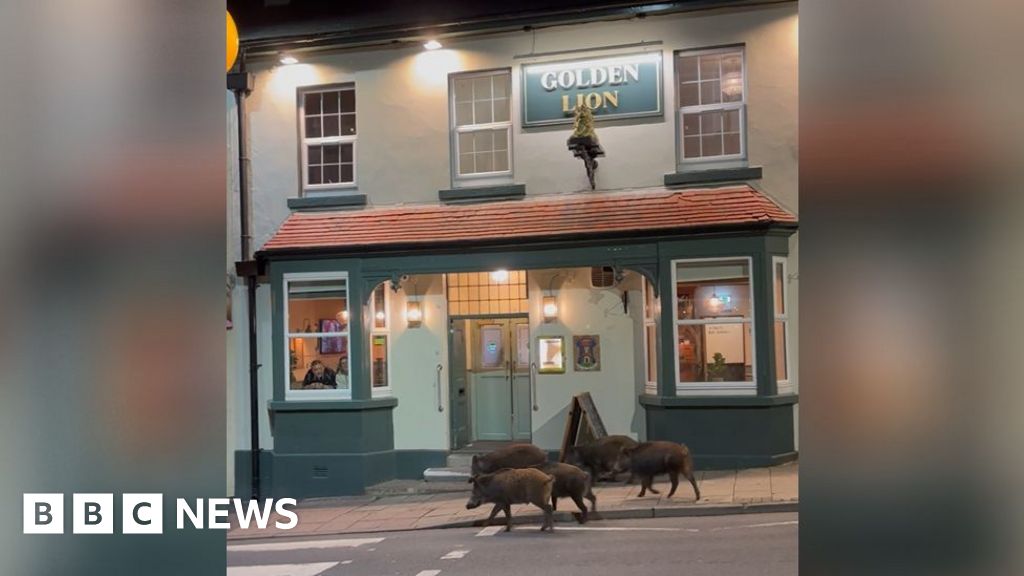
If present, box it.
[299,85,357,191]
[676,47,745,164]
[450,70,512,182]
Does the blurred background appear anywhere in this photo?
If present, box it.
[0,1,1022,574]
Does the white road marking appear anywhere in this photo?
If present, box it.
[475,526,503,537]
[341,560,352,565]
[441,549,470,560]
[227,536,385,553]
[415,571,442,576]
[711,520,798,532]
[226,562,338,576]
[556,526,692,532]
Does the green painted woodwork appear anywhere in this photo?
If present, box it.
[272,404,395,454]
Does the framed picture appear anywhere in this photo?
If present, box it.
[318,318,346,354]
[537,336,565,374]
[573,335,601,371]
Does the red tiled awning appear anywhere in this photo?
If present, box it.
[259,185,796,255]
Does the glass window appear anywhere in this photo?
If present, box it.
[370,282,391,396]
[300,85,356,190]
[285,275,350,397]
[446,270,528,316]
[371,335,389,389]
[773,257,790,383]
[643,278,658,394]
[674,259,754,387]
[451,70,512,178]
[676,47,745,163]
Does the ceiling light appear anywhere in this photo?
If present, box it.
[279,54,298,65]
[423,39,442,51]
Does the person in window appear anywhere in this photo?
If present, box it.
[302,360,337,389]
[334,356,349,389]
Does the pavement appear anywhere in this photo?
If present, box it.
[228,462,798,540]
[227,512,798,576]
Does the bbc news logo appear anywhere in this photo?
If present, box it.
[23,494,298,534]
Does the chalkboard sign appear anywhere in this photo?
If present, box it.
[558,392,608,461]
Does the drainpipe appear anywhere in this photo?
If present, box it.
[228,53,261,501]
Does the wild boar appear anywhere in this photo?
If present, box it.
[466,468,555,532]
[624,441,700,501]
[564,435,638,481]
[470,443,547,475]
[538,462,597,523]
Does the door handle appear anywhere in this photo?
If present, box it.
[436,364,444,412]
[530,362,539,411]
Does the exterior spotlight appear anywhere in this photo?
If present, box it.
[406,300,423,328]
[490,269,509,282]
[423,39,442,51]
[542,296,558,322]
[279,54,298,65]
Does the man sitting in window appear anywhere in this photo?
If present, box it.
[302,360,337,389]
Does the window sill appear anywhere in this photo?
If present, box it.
[288,194,367,211]
[269,397,398,412]
[639,394,798,407]
[439,184,525,204]
[664,166,762,187]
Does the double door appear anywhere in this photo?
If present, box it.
[466,318,532,442]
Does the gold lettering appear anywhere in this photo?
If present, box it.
[562,94,571,112]
[585,92,602,109]
[603,90,619,108]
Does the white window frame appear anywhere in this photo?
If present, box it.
[773,256,794,395]
[283,271,352,401]
[675,46,747,168]
[642,277,658,395]
[370,283,392,398]
[450,69,513,186]
[298,84,358,193]
[672,256,757,396]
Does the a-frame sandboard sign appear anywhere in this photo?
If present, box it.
[558,392,608,461]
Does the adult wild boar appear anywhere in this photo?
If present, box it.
[470,443,547,475]
[564,435,638,481]
[539,462,597,523]
[466,468,555,532]
[625,441,701,501]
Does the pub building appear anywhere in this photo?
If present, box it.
[227,1,799,497]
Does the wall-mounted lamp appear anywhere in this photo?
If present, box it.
[542,295,559,322]
[423,39,443,51]
[279,53,299,65]
[406,300,423,328]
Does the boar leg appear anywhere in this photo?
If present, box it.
[538,503,554,531]
[570,494,588,524]
[483,503,502,527]
[586,488,597,512]
[551,494,558,511]
[668,470,679,498]
[504,505,514,532]
[683,456,701,501]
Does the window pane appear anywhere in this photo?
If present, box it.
[677,324,704,382]
[683,113,700,136]
[473,76,492,100]
[678,82,699,107]
[493,97,509,123]
[774,261,786,314]
[677,55,699,82]
[323,165,340,184]
[303,93,321,116]
[724,109,741,132]
[323,144,339,164]
[701,134,722,157]
[775,321,788,381]
[339,89,355,113]
[723,133,741,155]
[474,100,493,124]
[305,116,322,138]
[479,325,504,369]
[372,335,388,388]
[683,136,701,158]
[699,55,720,80]
[307,145,322,165]
[288,279,348,333]
[289,336,349,390]
[339,114,356,135]
[308,166,322,184]
[459,153,475,174]
[476,152,493,172]
[455,102,474,127]
[645,324,658,383]
[722,72,743,102]
[675,259,751,319]
[678,323,753,383]
[340,164,354,183]
[493,129,508,151]
[700,80,721,105]
[458,132,474,153]
[322,115,340,137]
[493,150,509,172]
[322,91,339,114]
[454,78,473,102]
[493,73,509,98]
[700,111,723,134]
[340,143,353,163]
[474,130,494,153]
[721,52,742,77]
[373,284,387,329]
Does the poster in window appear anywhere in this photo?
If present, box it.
[704,323,743,364]
[319,318,345,354]
[537,336,565,374]
[573,335,601,372]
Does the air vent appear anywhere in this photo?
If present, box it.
[591,266,616,288]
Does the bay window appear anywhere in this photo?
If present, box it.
[773,256,792,394]
[284,272,351,399]
[370,283,391,396]
[673,258,755,395]
[643,278,658,394]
